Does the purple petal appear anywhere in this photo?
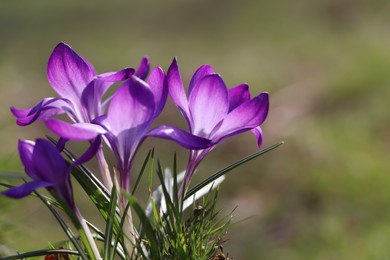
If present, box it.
[18,140,36,179]
[81,68,135,120]
[167,58,190,122]
[96,67,135,82]
[71,137,101,167]
[1,180,52,199]
[135,56,150,80]
[147,67,167,117]
[251,126,263,148]
[47,43,96,107]
[189,74,229,137]
[105,77,155,135]
[56,137,68,151]
[45,119,106,141]
[11,98,76,126]
[32,139,68,183]
[212,92,269,142]
[147,126,212,150]
[105,127,148,181]
[228,84,250,112]
[188,64,215,94]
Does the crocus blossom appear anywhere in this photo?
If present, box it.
[1,138,102,259]
[11,43,149,190]
[46,69,212,193]
[167,58,269,193]
[11,42,147,126]
[1,139,77,209]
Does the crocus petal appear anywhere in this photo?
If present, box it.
[147,67,167,117]
[167,58,190,122]
[18,139,36,179]
[11,98,76,126]
[32,139,68,183]
[188,64,215,94]
[56,137,68,151]
[212,92,269,142]
[81,68,135,120]
[189,74,229,137]
[105,77,155,135]
[251,126,263,148]
[1,180,52,199]
[45,119,107,141]
[147,126,211,150]
[228,84,250,112]
[71,137,101,167]
[110,127,147,166]
[47,42,96,106]
[135,56,150,80]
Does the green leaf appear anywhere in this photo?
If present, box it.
[34,190,88,260]
[0,249,80,260]
[147,148,155,193]
[186,141,284,199]
[110,202,130,260]
[172,154,180,213]
[103,186,118,260]
[132,150,152,195]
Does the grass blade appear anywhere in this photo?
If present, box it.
[132,150,152,195]
[103,186,118,260]
[186,141,283,199]
[1,249,80,260]
[34,191,88,260]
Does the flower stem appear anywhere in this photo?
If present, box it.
[74,208,102,260]
[96,146,113,190]
[120,195,137,255]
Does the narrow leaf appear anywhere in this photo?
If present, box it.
[186,141,283,199]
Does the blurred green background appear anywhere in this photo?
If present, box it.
[1,0,390,259]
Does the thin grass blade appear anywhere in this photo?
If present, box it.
[186,141,283,199]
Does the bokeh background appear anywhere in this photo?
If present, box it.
[1,0,390,259]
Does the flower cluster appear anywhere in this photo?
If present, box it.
[1,42,269,259]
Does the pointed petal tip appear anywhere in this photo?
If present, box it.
[169,57,178,71]
[52,42,73,53]
[10,106,27,118]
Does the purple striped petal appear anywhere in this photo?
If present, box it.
[251,126,263,148]
[188,64,215,94]
[81,68,135,120]
[47,43,96,106]
[189,74,229,137]
[147,126,211,150]
[212,92,269,142]
[228,84,250,112]
[147,67,167,117]
[1,180,52,199]
[11,98,76,126]
[167,58,191,123]
[45,119,106,141]
[135,56,150,80]
[106,77,155,135]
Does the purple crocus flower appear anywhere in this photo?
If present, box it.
[45,68,212,193]
[11,42,148,126]
[167,58,269,194]
[11,42,149,189]
[1,138,102,258]
[1,139,77,209]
